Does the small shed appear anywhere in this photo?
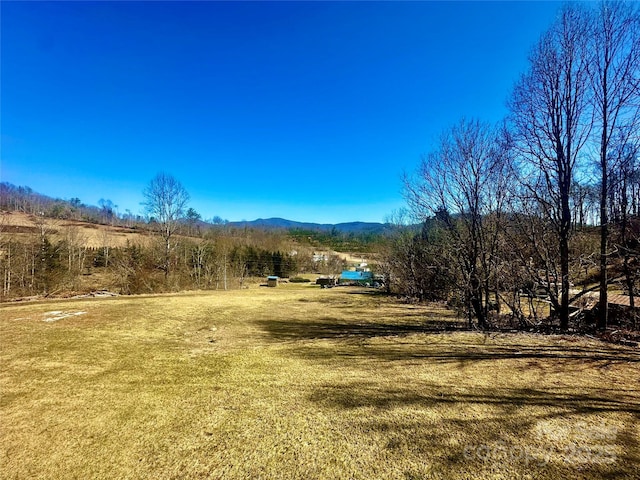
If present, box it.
[267,275,279,287]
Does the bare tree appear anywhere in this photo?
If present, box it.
[405,119,511,328]
[142,173,190,280]
[63,225,88,290]
[509,5,592,330]
[613,142,640,325]
[0,215,11,299]
[589,0,640,330]
[380,210,455,302]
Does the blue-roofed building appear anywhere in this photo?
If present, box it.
[339,270,373,284]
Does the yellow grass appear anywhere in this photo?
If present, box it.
[1,211,152,248]
[1,285,638,479]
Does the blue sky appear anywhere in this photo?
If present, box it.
[1,1,561,224]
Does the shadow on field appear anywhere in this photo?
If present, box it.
[298,342,640,366]
[309,383,640,415]
[256,301,640,478]
[309,382,640,479]
[257,317,640,366]
[259,317,466,340]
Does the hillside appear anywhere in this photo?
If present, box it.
[1,182,389,235]
[0,211,153,248]
[0,210,385,300]
[0,211,388,251]
[227,217,389,234]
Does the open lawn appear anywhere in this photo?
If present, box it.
[1,285,639,479]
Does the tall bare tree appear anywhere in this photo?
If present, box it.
[405,119,511,328]
[142,173,190,280]
[509,5,592,330]
[380,211,455,302]
[590,0,640,330]
[612,142,640,326]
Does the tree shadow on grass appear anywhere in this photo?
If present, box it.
[309,383,640,416]
[257,316,640,366]
[255,304,640,478]
[309,382,640,479]
[259,317,466,341]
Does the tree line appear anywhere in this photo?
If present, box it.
[0,214,344,299]
[0,173,348,299]
[2,2,638,335]
[383,1,640,332]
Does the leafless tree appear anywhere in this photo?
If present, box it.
[613,142,640,325]
[406,119,511,328]
[142,173,190,280]
[0,215,11,299]
[509,5,592,330]
[63,225,88,290]
[589,0,640,330]
[380,209,455,302]
[570,181,599,228]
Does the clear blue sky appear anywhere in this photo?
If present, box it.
[1,1,561,224]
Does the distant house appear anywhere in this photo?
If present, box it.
[267,276,279,287]
[313,252,329,263]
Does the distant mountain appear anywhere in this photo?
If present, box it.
[226,217,389,234]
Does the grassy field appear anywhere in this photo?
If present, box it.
[1,285,639,479]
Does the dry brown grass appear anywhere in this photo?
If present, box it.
[1,285,638,479]
[1,211,152,248]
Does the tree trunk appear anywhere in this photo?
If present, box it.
[560,177,572,331]
[470,273,486,329]
[597,80,609,331]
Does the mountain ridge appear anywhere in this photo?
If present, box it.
[226,217,389,233]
